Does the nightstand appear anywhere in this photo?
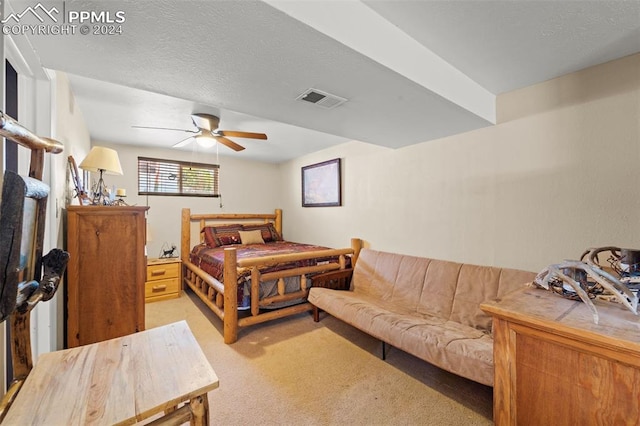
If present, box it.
[146,258,182,303]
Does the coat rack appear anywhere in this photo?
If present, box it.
[0,111,67,421]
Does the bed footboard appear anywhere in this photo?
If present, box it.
[181,208,362,344]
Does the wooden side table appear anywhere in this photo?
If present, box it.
[3,321,218,425]
[146,257,182,302]
[482,287,640,425]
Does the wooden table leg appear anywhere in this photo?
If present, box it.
[189,394,210,426]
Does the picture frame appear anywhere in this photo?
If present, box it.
[301,158,342,207]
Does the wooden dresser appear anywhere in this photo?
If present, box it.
[66,205,149,348]
[482,287,640,425]
[146,257,182,302]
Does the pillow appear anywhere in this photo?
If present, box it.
[201,224,243,247]
[239,229,265,245]
[202,227,217,247]
[242,223,283,242]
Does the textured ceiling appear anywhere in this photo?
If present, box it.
[5,0,640,163]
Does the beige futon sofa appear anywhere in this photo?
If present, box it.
[309,249,535,386]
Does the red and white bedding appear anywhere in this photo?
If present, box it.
[190,240,342,282]
[190,240,349,309]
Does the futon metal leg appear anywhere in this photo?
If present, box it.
[313,305,320,322]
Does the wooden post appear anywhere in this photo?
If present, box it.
[29,149,44,180]
[351,238,362,267]
[9,312,32,382]
[251,267,260,316]
[275,209,283,238]
[223,248,238,344]
[181,208,191,293]
[181,208,191,264]
[189,393,210,426]
[492,317,515,426]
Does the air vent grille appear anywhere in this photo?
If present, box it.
[296,88,347,109]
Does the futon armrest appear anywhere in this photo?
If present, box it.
[310,268,353,291]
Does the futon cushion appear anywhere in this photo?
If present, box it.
[310,248,537,387]
[309,286,496,386]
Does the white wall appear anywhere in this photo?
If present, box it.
[279,53,640,273]
[53,72,92,232]
[51,71,91,350]
[92,143,282,258]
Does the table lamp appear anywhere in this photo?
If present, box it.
[79,146,123,205]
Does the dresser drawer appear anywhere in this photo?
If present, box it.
[146,261,180,282]
[145,277,180,299]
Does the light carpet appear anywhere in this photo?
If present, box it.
[146,292,493,425]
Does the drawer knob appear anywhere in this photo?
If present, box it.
[151,269,166,276]
[152,285,167,292]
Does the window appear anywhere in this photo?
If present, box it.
[138,157,220,197]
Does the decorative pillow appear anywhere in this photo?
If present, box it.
[202,227,217,247]
[239,229,265,245]
[242,223,283,242]
[201,224,243,247]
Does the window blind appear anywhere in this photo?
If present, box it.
[138,157,220,197]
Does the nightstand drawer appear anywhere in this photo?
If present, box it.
[147,262,180,281]
[145,278,180,299]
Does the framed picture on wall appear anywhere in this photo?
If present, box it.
[301,158,341,207]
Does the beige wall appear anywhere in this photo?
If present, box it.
[54,72,92,158]
[51,71,91,350]
[97,143,282,259]
[54,71,92,238]
[279,53,640,273]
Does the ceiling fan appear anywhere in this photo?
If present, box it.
[133,113,267,152]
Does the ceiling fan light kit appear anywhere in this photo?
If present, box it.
[134,113,267,152]
[195,134,216,148]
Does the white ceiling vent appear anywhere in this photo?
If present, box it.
[296,88,347,109]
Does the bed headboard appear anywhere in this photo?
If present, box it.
[181,208,282,262]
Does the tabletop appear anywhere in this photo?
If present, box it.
[3,320,219,425]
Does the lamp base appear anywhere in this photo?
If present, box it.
[90,170,113,205]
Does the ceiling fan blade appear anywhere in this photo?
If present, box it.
[132,125,196,133]
[191,113,219,131]
[214,136,245,152]
[172,136,195,148]
[217,130,267,140]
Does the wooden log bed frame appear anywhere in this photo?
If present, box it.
[181,208,361,344]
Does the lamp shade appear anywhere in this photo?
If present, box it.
[79,146,123,175]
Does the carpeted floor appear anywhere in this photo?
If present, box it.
[146,292,493,425]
